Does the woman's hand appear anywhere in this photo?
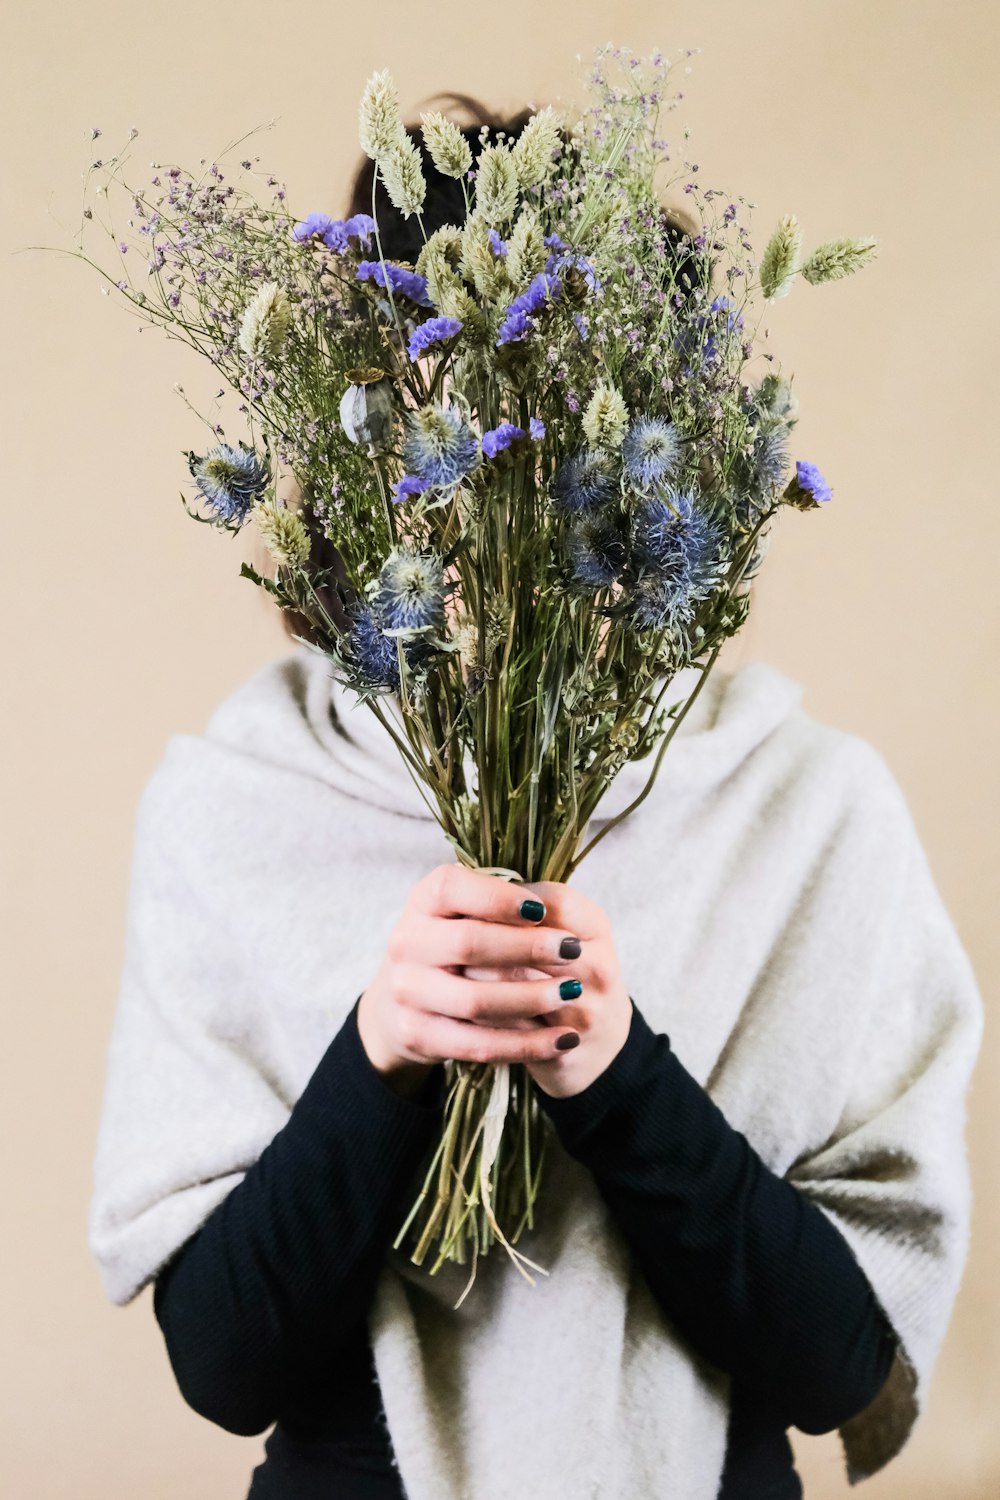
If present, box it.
[509,879,634,1100]
[357,863,589,1096]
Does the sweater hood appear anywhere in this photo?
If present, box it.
[200,643,805,827]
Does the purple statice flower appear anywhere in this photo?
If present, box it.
[566,511,627,589]
[621,416,683,490]
[628,491,727,629]
[529,416,546,439]
[496,270,563,345]
[482,422,527,458]
[544,232,569,253]
[549,447,618,513]
[376,548,446,633]
[185,442,269,524]
[401,402,482,489]
[291,212,335,242]
[356,260,434,307]
[407,315,464,361]
[794,460,833,503]
[392,473,427,504]
[345,601,400,689]
[489,228,508,257]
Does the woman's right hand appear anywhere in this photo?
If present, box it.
[356,863,585,1087]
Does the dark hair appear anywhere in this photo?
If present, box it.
[277,95,702,645]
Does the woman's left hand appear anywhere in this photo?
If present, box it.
[464,879,634,1099]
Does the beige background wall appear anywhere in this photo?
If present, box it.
[3,2,996,1495]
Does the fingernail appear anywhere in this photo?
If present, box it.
[555,1032,580,1051]
[559,936,582,960]
[520,898,546,923]
[559,978,582,1001]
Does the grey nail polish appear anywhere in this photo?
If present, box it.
[559,936,582,960]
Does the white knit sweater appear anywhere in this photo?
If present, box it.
[88,647,984,1498]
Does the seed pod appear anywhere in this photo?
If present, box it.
[339,372,395,451]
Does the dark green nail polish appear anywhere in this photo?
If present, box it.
[559,978,583,1001]
[520,898,545,922]
[556,1031,580,1051]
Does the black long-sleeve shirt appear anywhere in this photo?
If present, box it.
[153,995,898,1498]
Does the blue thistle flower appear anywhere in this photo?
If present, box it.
[186,442,269,524]
[621,416,683,489]
[751,425,790,491]
[355,259,434,307]
[549,447,618,513]
[344,601,400,690]
[565,511,627,588]
[407,315,464,361]
[376,548,446,633]
[401,402,482,489]
[627,491,728,629]
[482,422,527,458]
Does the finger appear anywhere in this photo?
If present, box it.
[527,880,610,941]
[407,1009,580,1066]
[406,914,583,971]
[392,963,585,1025]
[410,862,552,927]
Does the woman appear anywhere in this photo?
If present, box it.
[87,100,984,1500]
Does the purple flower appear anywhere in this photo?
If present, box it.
[291,211,376,250]
[496,271,562,345]
[794,460,832,503]
[489,228,508,257]
[482,422,527,458]
[356,259,434,307]
[529,417,546,439]
[392,473,427,504]
[407,315,464,361]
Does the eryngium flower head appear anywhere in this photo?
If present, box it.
[565,511,627,588]
[186,443,269,524]
[582,382,629,451]
[254,503,311,569]
[747,424,790,494]
[376,547,446,633]
[549,446,618,513]
[621,416,683,489]
[238,282,292,362]
[344,601,400,689]
[402,401,482,488]
[627,492,728,629]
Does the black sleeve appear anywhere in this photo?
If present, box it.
[152,996,448,1437]
[533,997,900,1436]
